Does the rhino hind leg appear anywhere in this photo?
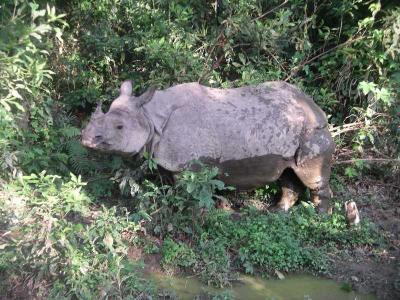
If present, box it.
[276,169,305,211]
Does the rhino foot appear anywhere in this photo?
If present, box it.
[309,183,332,214]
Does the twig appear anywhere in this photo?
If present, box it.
[198,30,226,83]
[331,126,365,137]
[1,231,11,238]
[252,0,289,22]
[86,176,111,183]
[371,148,391,159]
[150,207,162,216]
[335,158,400,165]
[232,43,252,48]
[335,149,356,157]
[330,122,365,137]
[362,181,400,190]
[331,122,364,130]
[285,36,364,81]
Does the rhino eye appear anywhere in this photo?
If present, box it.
[116,125,123,130]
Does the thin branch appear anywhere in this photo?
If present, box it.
[252,0,289,22]
[285,36,364,81]
[198,30,226,83]
[331,126,366,137]
[371,148,391,159]
[331,122,364,130]
[330,122,365,137]
[232,43,251,48]
[198,52,225,83]
[199,0,289,82]
[86,176,112,183]
[362,180,400,190]
[335,158,400,165]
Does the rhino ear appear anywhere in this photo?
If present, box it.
[120,80,133,96]
[135,86,157,107]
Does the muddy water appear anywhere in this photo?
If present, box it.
[151,273,376,300]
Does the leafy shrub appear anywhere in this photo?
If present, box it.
[55,0,399,170]
[197,235,234,288]
[194,202,381,284]
[0,108,20,179]
[129,162,382,286]
[1,0,397,294]
[0,1,66,112]
[161,238,197,270]
[131,162,232,237]
[0,172,153,298]
[0,0,63,176]
[177,161,233,210]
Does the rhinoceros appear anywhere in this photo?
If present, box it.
[81,80,334,212]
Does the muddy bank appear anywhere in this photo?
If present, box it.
[328,179,400,300]
[128,175,400,299]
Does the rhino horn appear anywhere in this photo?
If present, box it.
[93,103,104,117]
[120,80,133,96]
[136,86,157,107]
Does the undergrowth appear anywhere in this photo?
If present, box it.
[134,164,383,287]
[0,172,154,299]
[0,0,398,297]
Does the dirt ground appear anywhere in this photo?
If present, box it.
[329,177,400,300]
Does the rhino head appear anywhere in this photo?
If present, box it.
[81,80,156,155]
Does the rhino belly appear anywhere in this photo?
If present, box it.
[217,154,293,190]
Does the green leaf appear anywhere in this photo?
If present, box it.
[345,166,357,178]
[32,9,46,21]
[35,24,52,34]
[186,182,196,193]
[210,179,225,190]
[11,90,23,100]
[198,187,213,209]
[358,81,376,95]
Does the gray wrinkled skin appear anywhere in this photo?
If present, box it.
[82,80,334,212]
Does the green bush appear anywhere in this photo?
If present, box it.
[197,236,234,287]
[50,0,399,185]
[140,166,382,286]
[0,172,153,298]
[1,0,398,295]
[161,238,197,269]
[130,161,232,237]
[163,199,379,285]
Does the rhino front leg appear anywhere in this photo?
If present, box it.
[309,184,332,213]
[294,128,334,213]
[276,169,305,211]
[294,155,333,213]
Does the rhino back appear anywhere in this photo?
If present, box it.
[146,81,328,173]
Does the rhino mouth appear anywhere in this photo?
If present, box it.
[82,139,137,156]
[81,138,111,150]
[97,141,111,149]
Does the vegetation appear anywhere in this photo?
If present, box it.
[0,172,153,298]
[138,167,382,287]
[0,0,399,298]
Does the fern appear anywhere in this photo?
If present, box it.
[60,125,81,138]
[66,140,95,174]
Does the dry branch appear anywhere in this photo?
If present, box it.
[335,158,400,165]
[252,0,289,22]
[330,122,365,137]
[285,36,364,81]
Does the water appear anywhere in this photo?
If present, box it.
[151,273,376,300]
